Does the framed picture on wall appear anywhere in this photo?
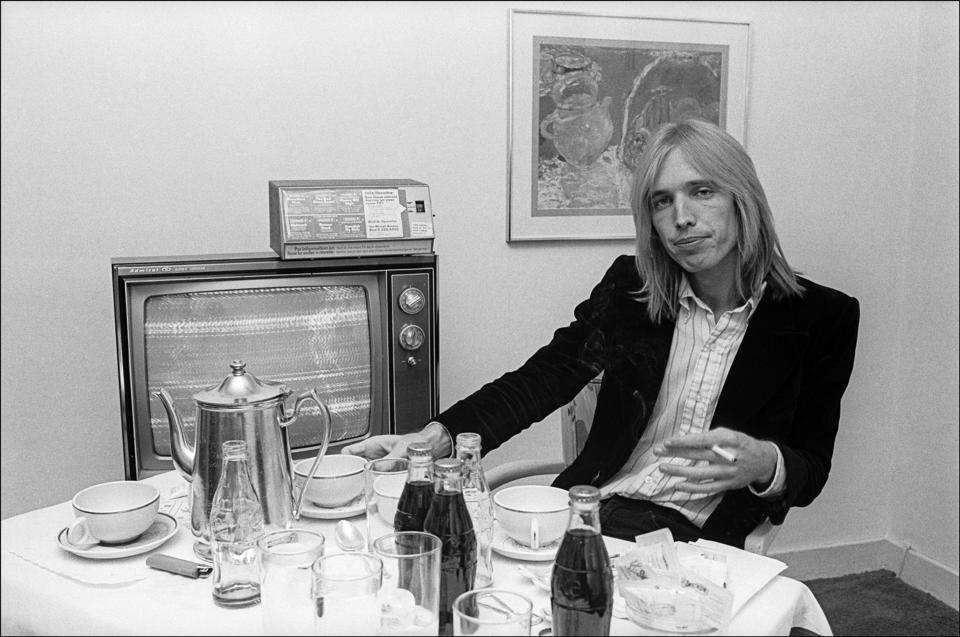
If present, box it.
[507,9,751,241]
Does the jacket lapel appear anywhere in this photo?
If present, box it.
[712,294,808,433]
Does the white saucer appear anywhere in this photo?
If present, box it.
[491,521,560,562]
[56,512,179,560]
[299,496,365,520]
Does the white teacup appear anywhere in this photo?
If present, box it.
[68,480,160,547]
[493,485,569,549]
[295,454,367,508]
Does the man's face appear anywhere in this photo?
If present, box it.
[650,150,739,281]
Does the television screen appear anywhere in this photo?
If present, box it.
[143,284,373,455]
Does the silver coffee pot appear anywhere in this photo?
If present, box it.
[154,360,330,561]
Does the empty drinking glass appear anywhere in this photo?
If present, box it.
[312,552,383,635]
[373,531,442,636]
[365,457,409,549]
[452,589,534,636]
[258,528,325,635]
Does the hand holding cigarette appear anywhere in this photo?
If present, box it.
[652,427,778,494]
[710,444,738,463]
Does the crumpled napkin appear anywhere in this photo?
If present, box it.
[689,539,787,615]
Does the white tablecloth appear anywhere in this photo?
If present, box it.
[1,472,831,636]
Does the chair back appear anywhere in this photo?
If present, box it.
[560,374,603,463]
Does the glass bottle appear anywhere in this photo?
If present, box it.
[550,485,614,636]
[394,441,436,594]
[423,458,477,636]
[455,432,494,588]
[210,440,264,608]
[394,441,435,533]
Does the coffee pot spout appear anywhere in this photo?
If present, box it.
[152,388,195,483]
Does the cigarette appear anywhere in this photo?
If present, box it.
[711,444,737,463]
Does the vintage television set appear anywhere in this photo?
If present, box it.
[112,252,438,480]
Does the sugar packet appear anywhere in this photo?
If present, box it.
[615,528,679,580]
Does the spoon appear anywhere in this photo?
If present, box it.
[477,595,545,627]
[334,520,365,552]
[517,564,551,591]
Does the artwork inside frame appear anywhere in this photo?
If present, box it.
[507,10,750,241]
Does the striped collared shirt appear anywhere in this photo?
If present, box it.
[599,278,766,527]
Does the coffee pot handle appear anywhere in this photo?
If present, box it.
[281,388,332,521]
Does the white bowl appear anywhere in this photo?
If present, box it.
[295,454,366,508]
[70,480,160,545]
[493,485,568,548]
[373,473,407,526]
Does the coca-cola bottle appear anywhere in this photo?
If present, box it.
[209,440,264,608]
[423,458,477,636]
[394,440,436,595]
[454,432,494,588]
[394,441,435,533]
[550,485,614,635]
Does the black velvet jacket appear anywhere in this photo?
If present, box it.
[439,255,860,544]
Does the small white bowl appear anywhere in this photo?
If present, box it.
[295,454,366,508]
[69,480,160,545]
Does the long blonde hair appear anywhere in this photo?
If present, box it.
[630,119,803,322]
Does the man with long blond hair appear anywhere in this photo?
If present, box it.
[347,119,860,548]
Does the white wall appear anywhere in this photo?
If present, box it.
[2,1,957,573]
[890,0,960,572]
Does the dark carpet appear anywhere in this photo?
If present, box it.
[789,569,959,636]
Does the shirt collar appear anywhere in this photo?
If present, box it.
[678,275,766,318]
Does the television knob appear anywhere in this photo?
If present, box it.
[398,288,426,314]
[399,324,425,351]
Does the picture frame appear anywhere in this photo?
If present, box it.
[507,9,751,242]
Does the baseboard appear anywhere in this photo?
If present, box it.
[772,539,959,610]
[899,545,960,610]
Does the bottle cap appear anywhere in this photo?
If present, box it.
[433,457,462,477]
[569,485,601,504]
[407,441,433,458]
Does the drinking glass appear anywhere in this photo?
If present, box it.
[452,589,534,636]
[312,552,383,636]
[257,528,325,636]
[373,532,442,636]
[364,458,409,549]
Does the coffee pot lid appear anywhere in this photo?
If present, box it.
[193,360,287,406]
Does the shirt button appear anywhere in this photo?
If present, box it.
[644,477,654,484]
